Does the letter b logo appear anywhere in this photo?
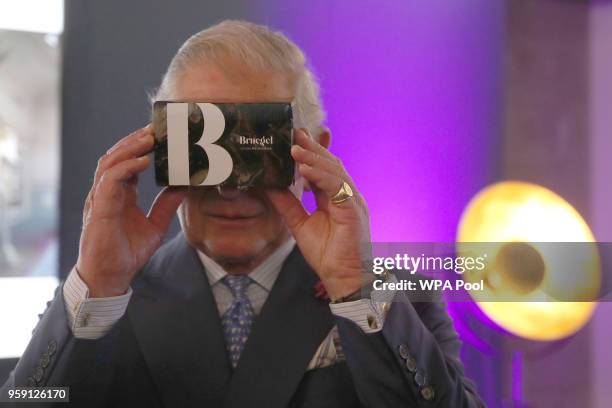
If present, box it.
[166,103,233,185]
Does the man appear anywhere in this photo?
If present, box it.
[1,20,484,407]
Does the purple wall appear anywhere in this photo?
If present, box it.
[252,1,505,405]
[254,0,504,241]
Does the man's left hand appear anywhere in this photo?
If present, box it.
[266,129,371,301]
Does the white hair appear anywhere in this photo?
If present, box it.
[153,20,326,134]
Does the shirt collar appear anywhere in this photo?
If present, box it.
[197,237,296,291]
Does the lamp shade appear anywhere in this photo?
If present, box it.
[457,181,600,341]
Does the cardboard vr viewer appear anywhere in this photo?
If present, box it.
[152,101,295,188]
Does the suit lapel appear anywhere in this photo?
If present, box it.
[128,234,231,407]
[224,247,335,408]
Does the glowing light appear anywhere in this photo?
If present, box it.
[457,181,600,341]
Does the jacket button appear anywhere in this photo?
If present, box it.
[398,344,410,360]
[47,340,58,356]
[414,371,426,387]
[40,352,51,368]
[406,357,418,373]
[421,385,435,401]
[33,367,44,383]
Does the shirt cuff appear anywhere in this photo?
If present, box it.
[329,298,391,334]
[62,267,132,339]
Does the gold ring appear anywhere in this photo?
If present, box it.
[331,181,354,204]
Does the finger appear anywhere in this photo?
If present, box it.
[86,127,152,218]
[297,163,345,198]
[294,129,356,186]
[94,132,154,185]
[88,157,150,218]
[312,185,330,211]
[83,188,94,224]
[147,187,187,234]
[294,129,338,163]
[291,144,344,178]
[265,189,310,234]
[123,174,140,208]
[298,164,360,211]
[106,125,152,155]
[96,156,150,198]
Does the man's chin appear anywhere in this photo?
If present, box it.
[201,237,268,265]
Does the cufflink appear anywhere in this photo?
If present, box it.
[366,314,378,330]
[381,302,391,316]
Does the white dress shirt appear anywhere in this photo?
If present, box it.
[62,238,388,354]
[198,237,296,317]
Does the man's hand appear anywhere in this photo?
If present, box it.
[76,126,186,297]
[266,129,371,301]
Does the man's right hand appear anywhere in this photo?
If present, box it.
[76,126,186,297]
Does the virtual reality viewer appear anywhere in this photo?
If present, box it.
[153,101,295,188]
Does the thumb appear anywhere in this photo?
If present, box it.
[265,189,309,235]
[147,187,187,234]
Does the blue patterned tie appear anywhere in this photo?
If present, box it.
[221,275,255,368]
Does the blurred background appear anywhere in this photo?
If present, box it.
[0,0,610,406]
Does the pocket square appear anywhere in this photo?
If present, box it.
[306,326,345,370]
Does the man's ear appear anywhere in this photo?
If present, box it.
[315,127,331,149]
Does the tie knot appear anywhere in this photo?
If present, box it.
[223,275,252,300]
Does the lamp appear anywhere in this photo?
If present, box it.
[457,181,600,341]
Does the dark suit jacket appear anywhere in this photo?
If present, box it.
[1,233,485,407]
